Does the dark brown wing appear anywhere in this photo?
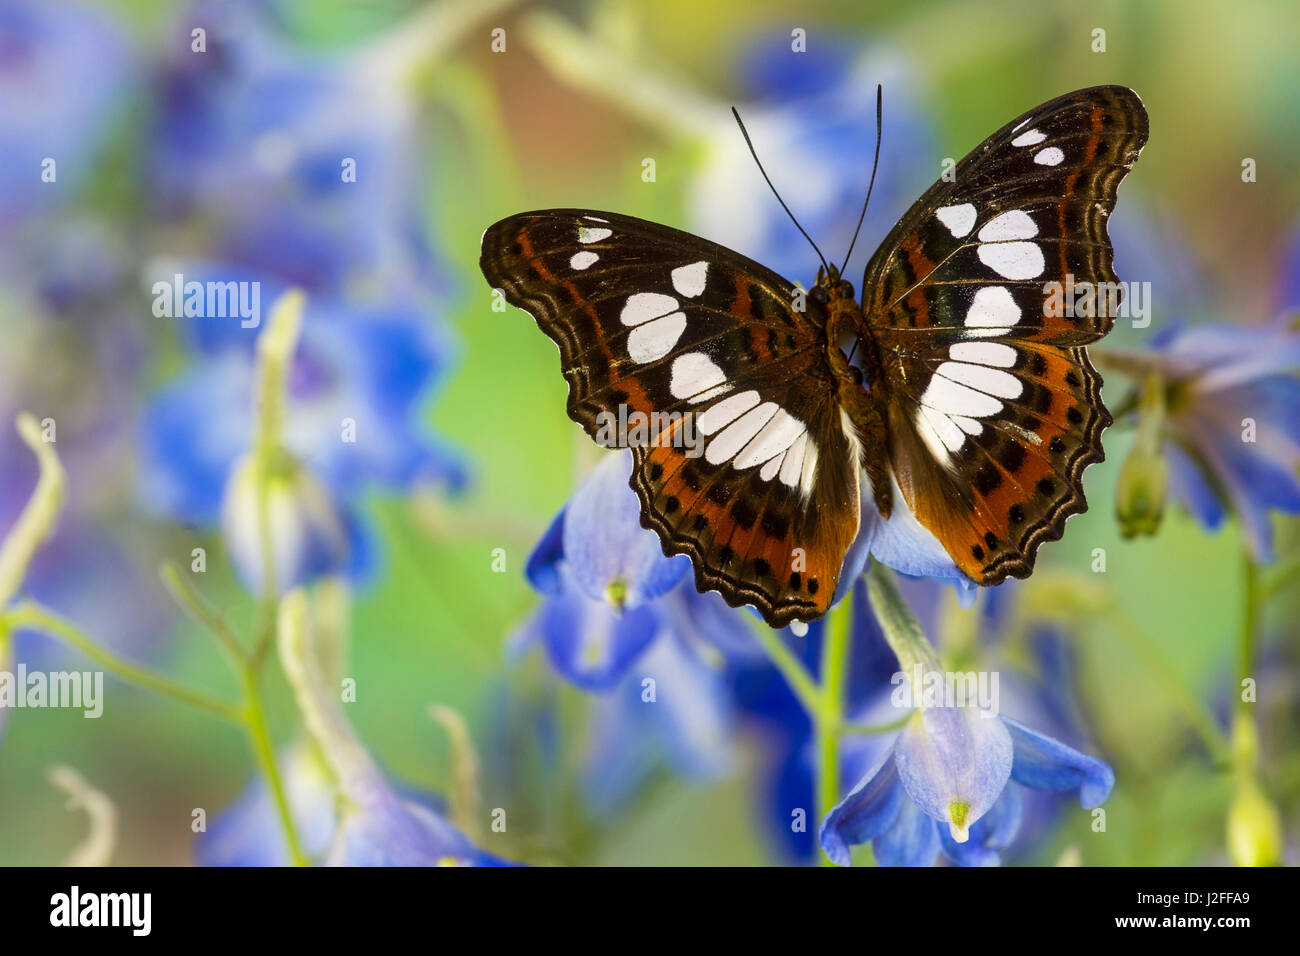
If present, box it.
[859,86,1149,583]
[481,210,861,626]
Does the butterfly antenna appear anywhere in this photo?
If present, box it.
[839,84,884,274]
[731,106,830,275]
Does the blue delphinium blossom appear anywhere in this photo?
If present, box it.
[149,0,446,302]
[140,285,465,591]
[0,0,131,227]
[517,451,689,690]
[196,742,509,867]
[819,697,1113,867]
[689,33,935,286]
[579,629,734,818]
[1106,319,1300,561]
[975,587,1108,861]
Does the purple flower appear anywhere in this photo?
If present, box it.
[579,631,734,817]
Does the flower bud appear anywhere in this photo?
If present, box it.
[1227,777,1283,867]
[1116,442,1168,538]
[221,453,349,594]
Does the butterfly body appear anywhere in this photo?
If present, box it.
[482,86,1148,627]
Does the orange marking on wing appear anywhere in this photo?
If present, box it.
[516,226,614,367]
[902,235,934,328]
[730,274,752,318]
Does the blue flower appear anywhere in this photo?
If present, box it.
[1107,320,1300,561]
[518,451,689,690]
[149,0,446,301]
[196,740,508,867]
[689,35,935,285]
[820,704,1113,866]
[0,0,131,227]
[139,288,465,589]
[580,630,734,818]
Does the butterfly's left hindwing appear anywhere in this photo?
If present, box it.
[859,85,1148,585]
[480,210,861,626]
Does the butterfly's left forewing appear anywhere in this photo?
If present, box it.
[860,85,1149,584]
[481,211,861,625]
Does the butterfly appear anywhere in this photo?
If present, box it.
[480,85,1148,628]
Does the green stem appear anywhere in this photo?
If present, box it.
[4,600,241,723]
[866,562,942,674]
[816,596,853,845]
[844,714,913,736]
[1238,553,1259,716]
[746,593,857,866]
[0,414,67,610]
[237,661,309,867]
[159,563,247,668]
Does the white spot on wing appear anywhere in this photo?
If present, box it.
[578,226,612,243]
[936,361,1024,399]
[570,251,599,270]
[920,373,1004,418]
[627,311,686,363]
[734,409,805,470]
[949,341,1018,367]
[799,433,821,500]
[778,433,808,488]
[1034,146,1064,166]
[977,242,1045,280]
[706,403,779,465]
[917,404,966,457]
[936,203,977,238]
[670,352,727,400]
[760,451,785,482]
[965,286,1021,330]
[671,261,709,298]
[696,390,760,435]
[620,292,678,326]
[1011,128,1046,147]
[977,210,1038,242]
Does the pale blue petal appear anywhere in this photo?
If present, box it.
[562,452,689,607]
[539,580,659,691]
[873,797,941,867]
[1005,716,1114,807]
[895,707,1013,835]
[818,750,905,867]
